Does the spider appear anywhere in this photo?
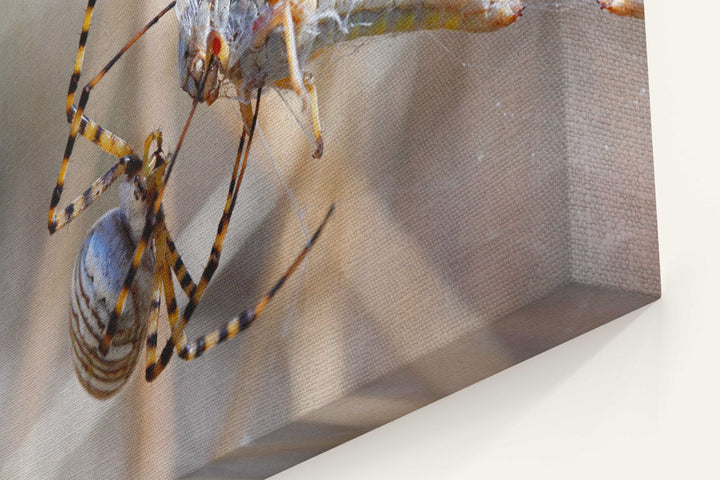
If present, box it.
[49,3,334,396]
[52,0,641,397]
[61,95,334,398]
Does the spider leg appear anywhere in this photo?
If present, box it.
[144,225,192,370]
[51,153,142,233]
[97,183,162,356]
[164,229,197,299]
[159,238,190,352]
[178,203,335,361]
[50,1,176,232]
[144,238,165,369]
[145,90,263,381]
[65,0,98,120]
[65,0,176,118]
[98,102,197,356]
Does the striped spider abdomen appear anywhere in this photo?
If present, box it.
[70,203,154,399]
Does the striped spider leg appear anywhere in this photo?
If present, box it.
[68,92,334,396]
[142,89,335,380]
[65,97,196,397]
[46,0,199,389]
[70,130,193,397]
[52,1,335,394]
[48,0,177,235]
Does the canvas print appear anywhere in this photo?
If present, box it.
[0,0,657,477]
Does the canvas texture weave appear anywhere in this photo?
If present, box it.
[0,0,655,477]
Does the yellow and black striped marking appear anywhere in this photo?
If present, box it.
[143,225,192,370]
[49,0,176,235]
[54,1,185,397]
[176,203,335,362]
[70,203,154,398]
[144,89,263,381]
[65,0,96,119]
[97,101,197,357]
[53,154,142,233]
[165,234,196,298]
[73,87,333,395]
[58,2,336,397]
[69,116,190,397]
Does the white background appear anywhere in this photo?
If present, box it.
[276,1,720,478]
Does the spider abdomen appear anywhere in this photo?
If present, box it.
[70,207,154,399]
